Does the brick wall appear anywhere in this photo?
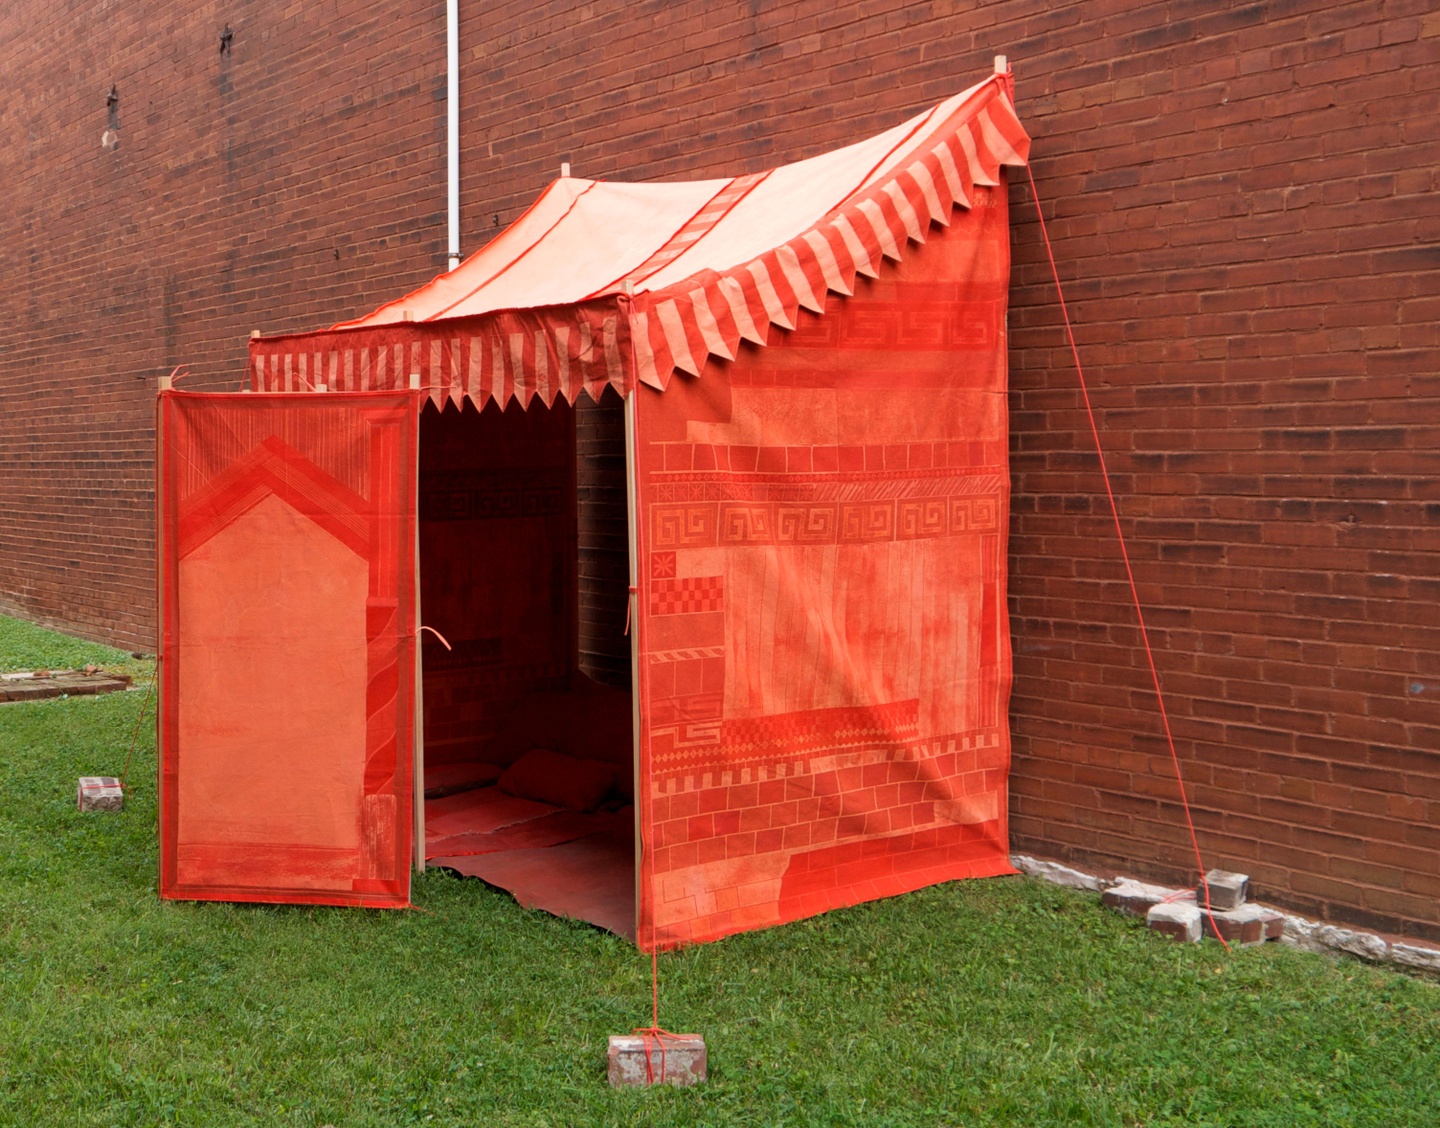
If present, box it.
[0,0,448,646]
[994,1,1440,942]
[576,390,632,688]
[1,1,1436,938]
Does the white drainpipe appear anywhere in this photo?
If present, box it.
[447,0,460,271]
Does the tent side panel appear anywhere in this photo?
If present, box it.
[158,392,419,907]
[634,187,1015,948]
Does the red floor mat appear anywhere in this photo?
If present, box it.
[423,787,557,843]
[431,829,635,940]
[427,808,629,859]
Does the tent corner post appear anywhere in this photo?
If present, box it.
[995,54,1015,101]
[153,393,167,861]
[413,403,426,876]
[624,389,643,941]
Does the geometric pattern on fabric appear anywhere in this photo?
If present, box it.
[649,576,724,616]
[157,392,419,908]
[633,192,1016,950]
[249,298,633,412]
[646,493,1001,548]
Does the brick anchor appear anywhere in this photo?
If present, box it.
[1102,878,1175,918]
[1147,901,1202,943]
[1201,903,1285,946]
[1198,868,1249,911]
[607,1033,706,1087]
[77,776,123,812]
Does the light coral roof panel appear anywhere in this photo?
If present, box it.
[338,178,589,327]
[435,178,728,320]
[639,86,981,293]
[342,176,728,326]
[342,82,998,327]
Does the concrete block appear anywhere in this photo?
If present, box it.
[1200,903,1284,945]
[1147,901,1201,943]
[1101,879,1176,918]
[608,1033,706,1087]
[77,776,123,813]
[1198,869,1249,911]
[52,672,132,696]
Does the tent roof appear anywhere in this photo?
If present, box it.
[248,71,1029,407]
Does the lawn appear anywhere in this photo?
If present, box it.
[1,613,1437,1126]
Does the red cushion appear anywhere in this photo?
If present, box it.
[422,761,503,800]
[485,677,635,799]
[496,747,615,811]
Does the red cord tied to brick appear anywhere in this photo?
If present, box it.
[629,1025,681,1086]
[1024,163,1231,953]
[117,675,156,795]
[631,920,674,1084]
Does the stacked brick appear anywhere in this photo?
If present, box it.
[1103,868,1286,944]
[0,670,131,702]
[1,1,1436,939]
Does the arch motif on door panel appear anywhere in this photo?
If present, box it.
[159,395,416,908]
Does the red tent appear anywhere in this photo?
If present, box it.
[157,67,1031,949]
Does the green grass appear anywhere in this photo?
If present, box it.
[1,612,1437,1126]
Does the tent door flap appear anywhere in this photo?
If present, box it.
[157,391,419,908]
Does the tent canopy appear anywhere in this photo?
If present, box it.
[164,69,1031,946]
[248,73,1029,407]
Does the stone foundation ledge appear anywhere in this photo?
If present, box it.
[1010,854,1440,976]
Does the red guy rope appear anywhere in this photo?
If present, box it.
[630,919,677,1084]
[1023,163,1231,953]
[117,674,156,794]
